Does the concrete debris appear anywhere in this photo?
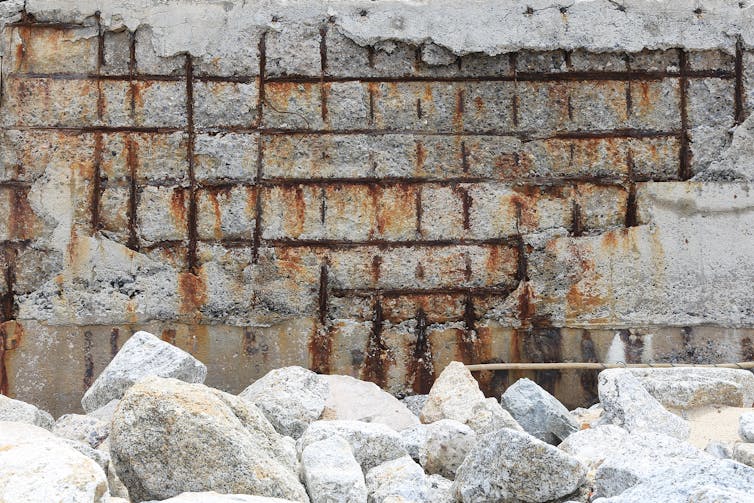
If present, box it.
[740,411,754,442]
[501,377,579,444]
[0,393,55,429]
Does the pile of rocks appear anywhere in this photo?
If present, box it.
[2,330,754,503]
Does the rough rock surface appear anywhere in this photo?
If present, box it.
[452,428,586,503]
[426,474,454,503]
[321,374,419,431]
[558,425,630,469]
[704,440,733,459]
[110,376,308,502]
[0,421,109,502]
[593,431,712,498]
[301,436,368,503]
[0,393,55,429]
[464,397,522,435]
[298,420,407,473]
[734,443,754,468]
[419,419,476,479]
[365,456,431,503]
[401,395,428,418]
[623,368,754,409]
[143,493,299,502]
[239,366,329,439]
[89,400,121,423]
[81,331,207,413]
[54,413,110,448]
[598,369,690,440]
[593,460,754,502]
[420,362,485,425]
[501,378,579,444]
[740,411,754,442]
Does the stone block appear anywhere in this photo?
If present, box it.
[627,79,681,130]
[688,50,735,72]
[373,185,419,240]
[567,81,628,131]
[101,132,189,185]
[0,187,45,242]
[102,30,131,76]
[260,185,324,240]
[194,133,258,183]
[0,130,94,182]
[419,185,466,240]
[196,186,256,240]
[265,24,322,77]
[194,80,259,128]
[323,184,376,241]
[136,186,189,245]
[99,185,131,243]
[516,50,568,73]
[627,49,679,72]
[371,82,463,132]
[323,81,370,130]
[458,52,512,76]
[5,25,99,74]
[629,137,680,181]
[575,183,628,233]
[101,80,187,127]
[134,26,186,75]
[569,50,628,72]
[462,82,516,132]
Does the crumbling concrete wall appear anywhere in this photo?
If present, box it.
[2,0,754,415]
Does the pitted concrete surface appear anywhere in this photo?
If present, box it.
[1,0,754,415]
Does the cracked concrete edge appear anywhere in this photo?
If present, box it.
[11,0,754,60]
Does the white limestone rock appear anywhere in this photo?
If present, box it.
[239,366,329,439]
[734,442,754,468]
[500,377,579,444]
[420,361,485,425]
[465,397,522,435]
[110,376,308,502]
[452,428,587,503]
[54,413,110,448]
[143,493,299,502]
[426,474,454,503]
[365,456,431,503]
[0,421,110,502]
[81,330,207,413]
[598,369,690,440]
[624,368,754,408]
[0,393,54,429]
[593,459,754,502]
[301,436,367,503]
[687,486,754,503]
[419,419,476,479]
[593,431,712,499]
[398,423,429,462]
[558,425,630,469]
[88,399,120,423]
[705,440,733,459]
[321,374,419,431]
[298,420,407,473]
[740,411,754,442]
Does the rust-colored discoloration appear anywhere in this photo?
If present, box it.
[374,185,417,239]
[168,188,189,230]
[381,294,464,324]
[408,309,434,393]
[579,331,600,404]
[309,325,333,375]
[371,255,382,283]
[161,328,177,345]
[178,271,207,320]
[0,321,24,395]
[415,141,427,171]
[110,327,120,358]
[83,330,94,389]
[361,298,391,388]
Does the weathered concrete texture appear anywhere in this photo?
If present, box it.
[2,0,754,414]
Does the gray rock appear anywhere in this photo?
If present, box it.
[144,493,298,502]
[298,420,407,473]
[419,419,476,479]
[705,440,733,459]
[420,361,485,425]
[401,395,428,417]
[598,369,690,440]
[239,366,329,439]
[500,378,579,444]
[88,400,120,423]
[301,436,367,503]
[321,374,418,431]
[0,394,54,429]
[0,421,109,502]
[426,474,454,503]
[61,438,110,472]
[54,414,109,448]
[452,428,587,503]
[81,330,207,413]
[365,456,430,503]
[687,485,754,503]
[110,376,308,502]
[623,368,754,409]
[593,460,754,502]
[558,425,630,469]
[398,423,429,462]
[734,443,754,468]
[593,431,712,498]
[465,397,522,435]
[740,411,754,442]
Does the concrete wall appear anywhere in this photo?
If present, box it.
[2,0,754,415]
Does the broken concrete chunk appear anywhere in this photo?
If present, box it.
[110,376,308,502]
[420,361,485,425]
[558,425,630,469]
[88,399,120,423]
[452,428,587,503]
[598,369,690,440]
[302,436,368,503]
[81,330,207,413]
[740,411,754,442]
[320,374,418,431]
[401,395,428,417]
[365,456,431,503]
[465,397,523,435]
[239,366,329,439]
[418,419,476,479]
[0,393,55,429]
[734,443,754,468]
[0,421,109,503]
[500,377,579,444]
[298,420,407,473]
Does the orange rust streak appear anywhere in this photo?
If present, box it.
[178,272,207,320]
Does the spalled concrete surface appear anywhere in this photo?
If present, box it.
[2,0,754,415]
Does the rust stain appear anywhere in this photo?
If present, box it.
[415,141,427,172]
[178,271,207,320]
[360,299,391,388]
[371,255,382,284]
[308,325,333,375]
[168,188,188,230]
[161,328,177,345]
[208,191,223,240]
